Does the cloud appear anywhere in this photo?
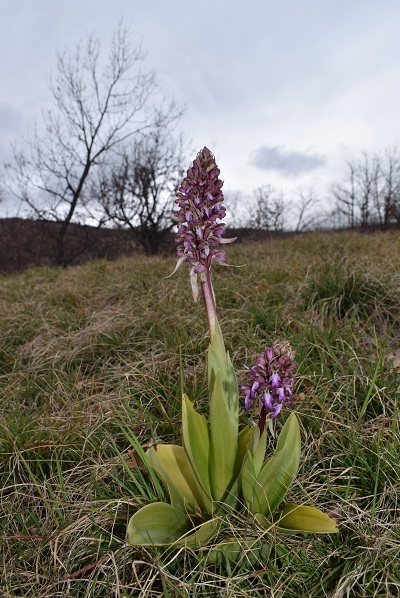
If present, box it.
[0,103,22,134]
[250,145,326,177]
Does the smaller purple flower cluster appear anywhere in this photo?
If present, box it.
[240,342,298,419]
[173,147,228,277]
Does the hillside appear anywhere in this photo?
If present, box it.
[0,231,399,596]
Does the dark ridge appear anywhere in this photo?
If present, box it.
[1,217,398,275]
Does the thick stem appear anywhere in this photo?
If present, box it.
[258,405,267,436]
[200,271,218,339]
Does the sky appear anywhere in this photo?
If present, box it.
[1,0,400,221]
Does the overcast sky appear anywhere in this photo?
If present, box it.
[1,0,400,218]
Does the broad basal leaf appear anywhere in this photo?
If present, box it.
[234,425,256,477]
[128,502,191,545]
[213,425,257,513]
[205,536,271,565]
[175,517,220,548]
[147,444,208,513]
[277,503,339,534]
[182,395,212,506]
[209,369,238,501]
[275,412,300,453]
[241,450,257,508]
[252,428,267,476]
[251,413,301,516]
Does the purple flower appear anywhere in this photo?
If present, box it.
[240,342,298,420]
[172,147,235,301]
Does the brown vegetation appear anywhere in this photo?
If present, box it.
[0,218,144,274]
[0,218,302,275]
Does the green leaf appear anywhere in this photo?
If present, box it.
[251,413,301,516]
[175,517,220,548]
[208,322,239,419]
[277,503,339,534]
[215,424,255,511]
[254,511,272,529]
[241,450,257,508]
[117,423,164,498]
[207,318,239,502]
[234,425,256,474]
[147,444,207,513]
[276,412,299,452]
[220,475,240,511]
[205,536,271,565]
[225,350,239,424]
[208,318,227,392]
[209,369,238,501]
[182,395,212,504]
[252,429,267,476]
[220,426,258,512]
[128,502,191,545]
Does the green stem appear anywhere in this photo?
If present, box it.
[201,271,217,339]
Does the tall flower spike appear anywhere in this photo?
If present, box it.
[173,147,235,299]
[172,147,235,336]
[240,342,298,433]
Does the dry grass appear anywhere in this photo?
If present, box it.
[0,230,399,596]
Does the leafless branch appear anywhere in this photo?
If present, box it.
[3,24,183,265]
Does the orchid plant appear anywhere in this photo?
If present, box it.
[127,147,338,558]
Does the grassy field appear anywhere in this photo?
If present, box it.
[1,231,399,597]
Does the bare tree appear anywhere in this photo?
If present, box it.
[357,153,380,228]
[94,122,188,254]
[3,25,181,265]
[223,191,247,228]
[292,190,323,232]
[331,148,400,229]
[331,161,357,228]
[380,147,400,225]
[249,185,286,231]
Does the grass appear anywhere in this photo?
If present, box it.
[0,230,399,596]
